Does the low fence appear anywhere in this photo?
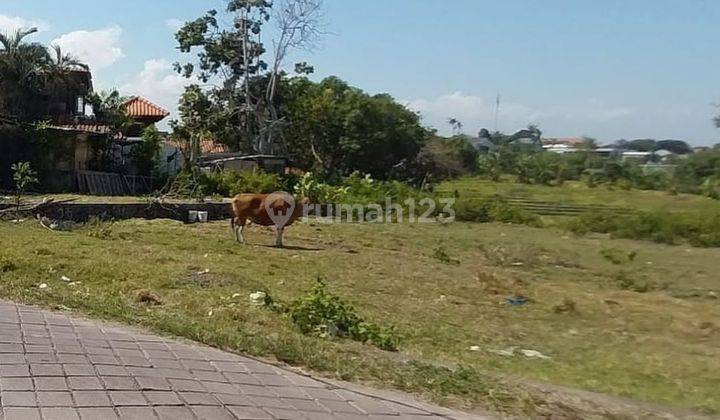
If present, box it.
[76,171,155,196]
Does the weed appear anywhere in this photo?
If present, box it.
[288,278,398,351]
[134,289,164,306]
[614,272,650,293]
[85,217,119,240]
[600,248,637,265]
[553,298,577,314]
[432,245,460,265]
[0,257,17,273]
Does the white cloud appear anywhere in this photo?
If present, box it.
[121,59,191,127]
[0,14,50,34]
[52,25,124,72]
[405,91,538,135]
[406,91,634,137]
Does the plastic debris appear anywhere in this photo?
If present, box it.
[469,345,481,351]
[60,275,71,282]
[506,296,527,306]
[249,291,267,305]
[520,349,552,360]
[38,283,48,290]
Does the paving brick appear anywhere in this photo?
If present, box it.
[39,407,81,420]
[2,407,42,420]
[178,391,221,406]
[213,393,253,406]
[191,405,237,420]
[1,391,38,407]
[34,377,69,391]
[62,364,96,376]
[36,391,74,407]
[72,391,112,407]
[227,405,274,419]
[0,364,31,377]
[108,390,147,406]
[101,376,138,391]
[200,380,237,394]
[135,376,170,391]
[143,391,183,406]
[29,364,64,377]
[117,407,159,420]
[154,406,196,420]
[1,377,34,391]
[168,378,205,392]
[77,407,119,420]
[67,377,104,391]
[95,365,128,376]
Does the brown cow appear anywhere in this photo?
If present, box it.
[230,193,310,247]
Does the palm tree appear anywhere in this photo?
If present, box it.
[0,27,50,119]
[43,45,88,116]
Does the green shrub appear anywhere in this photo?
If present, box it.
[201,169,282,197]
[566,211,621,235]
[455,196,542,226]
[568,209,720,248]
[600,248,637,265]
[293,172,349,203]
[288,279,398,351]
[432,245,459,265]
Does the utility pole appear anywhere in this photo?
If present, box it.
[494,91,501,132]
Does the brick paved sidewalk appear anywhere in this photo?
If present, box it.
[0,301,490,419]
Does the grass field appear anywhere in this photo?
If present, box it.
[1,215,719,417]
[438,177,720,215]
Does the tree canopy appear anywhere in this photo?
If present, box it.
[0,28,88,122]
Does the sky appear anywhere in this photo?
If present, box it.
[2,0,719,145]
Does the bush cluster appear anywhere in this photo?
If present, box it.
[288,279,398,351]
[567,210,720,247]
[454,195,542,226]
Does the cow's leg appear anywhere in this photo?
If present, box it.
[235,218,247,244]
[275,226,284,247]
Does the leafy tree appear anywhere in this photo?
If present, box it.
[655,139,692,154]
[171,85,213,166]
[579,136,598,150]
[283,77,427,179]
[627,139,656,152]
[86,90,133,136]
[477,151,502,181]
[447,118,463,135]
[130,125,162,175]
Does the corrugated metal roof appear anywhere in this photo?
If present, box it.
[123,97,170,118]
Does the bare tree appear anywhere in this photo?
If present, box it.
[259,0,324,154]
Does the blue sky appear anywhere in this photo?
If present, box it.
[2,0,719,144]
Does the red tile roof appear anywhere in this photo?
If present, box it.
[123,97,170,118]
